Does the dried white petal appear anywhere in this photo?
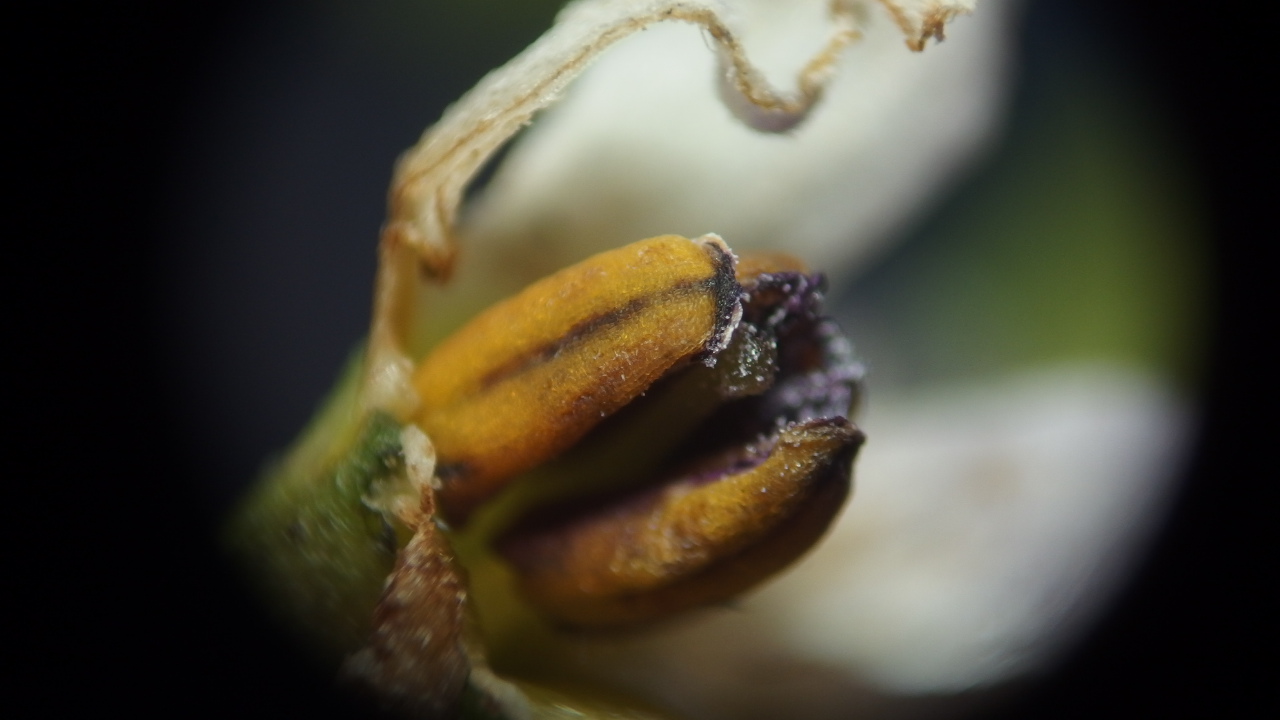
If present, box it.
[462,0,1009,290]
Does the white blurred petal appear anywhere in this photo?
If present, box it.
[532,365,1189,717]
[772,365,1189,690]
[464,0,1015,285]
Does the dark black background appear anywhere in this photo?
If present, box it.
[17,0,1271,717]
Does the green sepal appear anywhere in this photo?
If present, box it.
[225,351,409,664]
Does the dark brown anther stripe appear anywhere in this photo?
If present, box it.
[476,277,726,392]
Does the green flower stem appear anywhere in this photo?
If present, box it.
[224,351,407,664]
